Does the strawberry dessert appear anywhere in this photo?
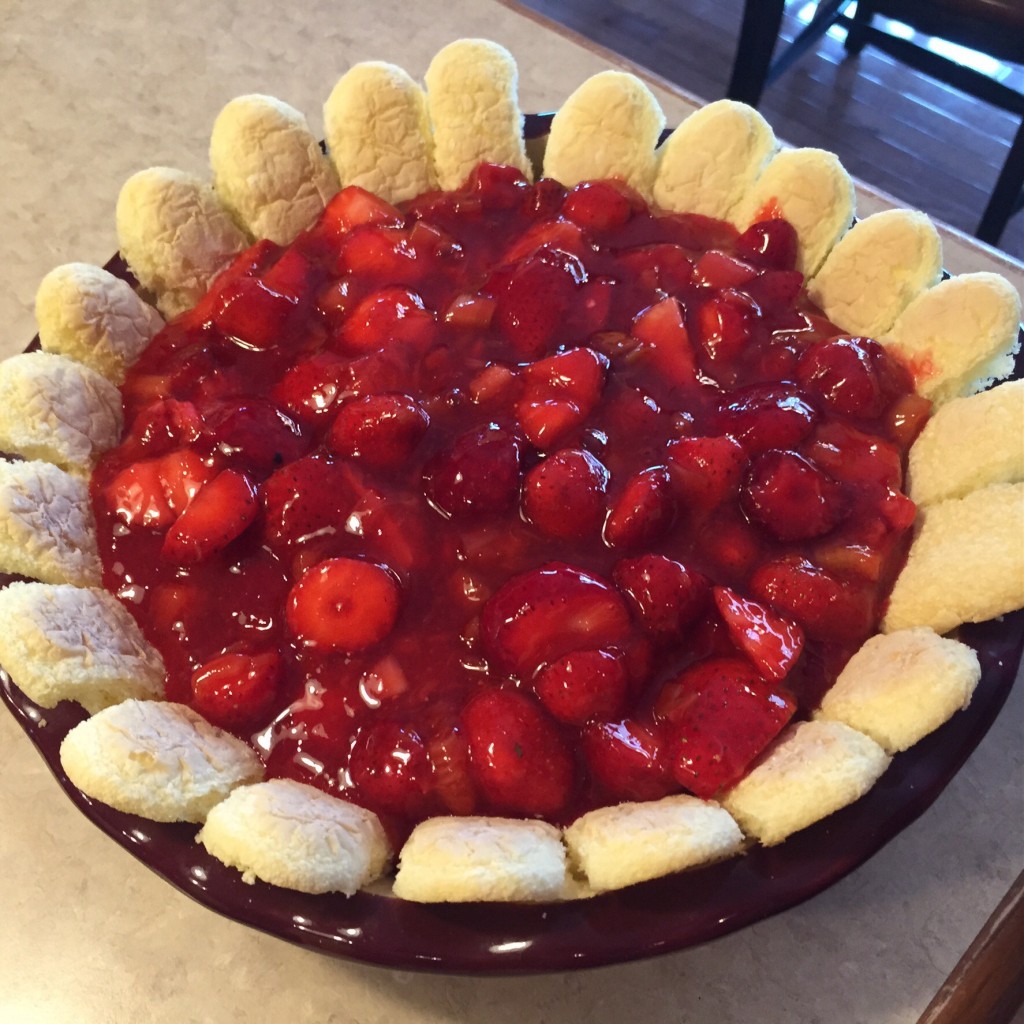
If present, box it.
[90,166,928,844]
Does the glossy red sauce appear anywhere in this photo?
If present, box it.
[91,166,929,843]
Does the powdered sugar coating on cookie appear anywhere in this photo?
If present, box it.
[883,482,1024,635]
[324,62,436,205]
[425,39,532,190]
[0,582,165,714]
[807,209,943,338]
[60,700,263,823]
[564,795,743,893]
[210,94,340,245]
[722,720,890,846]
[816,628,980,753]
[0,459,100,586]
[0,351,123,474]
[733,147,855,277]
[116,167,248,319]
[393,816,568,902]
[908,379,1024,507]
[35,263,164,384]
[544,71,665,198]
[198,779,390,895]
[653,99,776,221]
[883,272,1022,403]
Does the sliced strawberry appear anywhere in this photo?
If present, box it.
[261,454,361,551]
[714,383,818,453]
[741,450,849,541]
[734,218,799,270]
[348,720,430,817]
[189,239,281,322]
[656,656,795,797]
[464,162,532,208]
[666,433,747,509]
[516,347,608,449]
[162,469,258,563]
[327,393,429,469]
[207,399,307,477]
[562,180,634,232]
[157,448,217,514]
[580,717,675,802]
[480,562,633,678]
[501,219,586,264]
[618,243,694,295]
[106,458,175,529]
[318,185,404,237]
[127,399,205,456]
[658,212,740,251]
[425,724,477,815]
[260,247,317,301]
[339,287,436,354]
[881,487,917,530]
[213,276,298,349]
[712,586,804,682]
[631,296,698,387]
[806,421,903,491]
[797,336,890,418]
[270,351,351,426]
[190,651,281,732]
[694,293,752,368]
[462,688,574,816]
[742,269,804,315]
[697,510,762,579]
[750,556,876,644]
[604,465,677,549]
[286,557,400,650]
[693,250,759,290]
[612,554,709,638]
[534,648,629,725]
[522,447,609,541]
[336,225,423,284]
[494,245,587,357]
[422,425,521,518]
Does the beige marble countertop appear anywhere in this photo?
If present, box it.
[1,2,1021,1022]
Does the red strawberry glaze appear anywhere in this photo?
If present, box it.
[91,166,927,843]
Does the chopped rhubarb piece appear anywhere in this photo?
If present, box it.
[694,293,752,368]
[462,688,574,816]
[286,557,400,651]
[656,656,796,797]
[162,469,258,563]
[712,586,805,682]
[445,292,497,329]
[191,651,281,732]
[480,562,633,678]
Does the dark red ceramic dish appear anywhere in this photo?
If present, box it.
[3,114,1022,972]
[3,611,1020,973]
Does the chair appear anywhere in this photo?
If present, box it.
[726,0,1024,247]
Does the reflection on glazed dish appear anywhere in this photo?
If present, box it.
[0,39,1021,911]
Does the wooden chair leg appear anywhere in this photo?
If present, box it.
[976,117,1024,247]
[726,0,787,107]
[844,0,873,55]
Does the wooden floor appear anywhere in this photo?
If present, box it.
[519,0,1024,261]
